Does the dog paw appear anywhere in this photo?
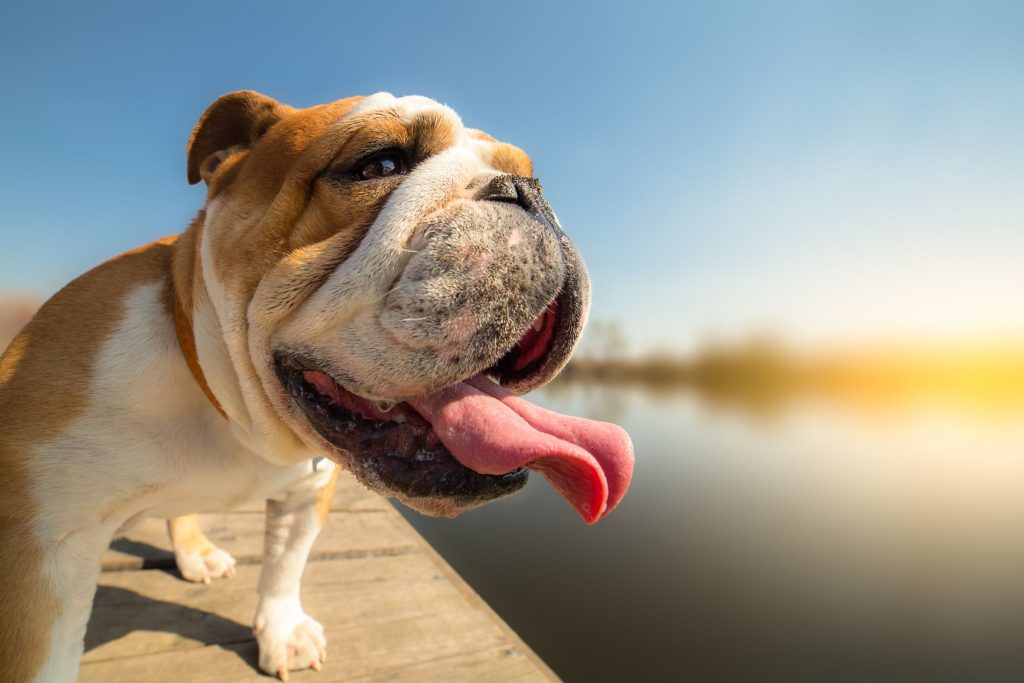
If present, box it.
[254,598,327,680]
[174,545,237,584]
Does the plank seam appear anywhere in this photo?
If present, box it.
[100,544,418,573]
[81,638,255,666]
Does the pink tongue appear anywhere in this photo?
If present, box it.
[407,378,634,524]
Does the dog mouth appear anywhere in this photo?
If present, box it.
[274,356,530,511]
[272,299,561,511]
[274,293,634,522]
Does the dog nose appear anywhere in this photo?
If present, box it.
[475,175,563,234]
[475,174,523,205]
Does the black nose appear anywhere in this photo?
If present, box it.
[475,175,563,235]
[476,174,530,206]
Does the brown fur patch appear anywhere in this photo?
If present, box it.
[169,214,235,419]
[202,100,479,307]
[491,142,534,177]
[314,466,341,527]
[170,213,202,321]
[0,237,176,681]
[187,91,293,186]
[465,128,496,143]
[167,514,216,555]
[173,289,226,419]
[203,98,365,299]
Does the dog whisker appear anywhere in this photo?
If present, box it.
[365,285,402,306]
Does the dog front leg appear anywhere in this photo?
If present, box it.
[253,461,339,680]
[37,531,110,683]
[167,514,237,584]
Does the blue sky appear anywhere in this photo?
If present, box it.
[1,1,1022,352]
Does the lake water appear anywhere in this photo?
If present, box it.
[399,382,1024,682]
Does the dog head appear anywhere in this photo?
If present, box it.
[182,91,629,521]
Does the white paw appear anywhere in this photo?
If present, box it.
[254,597,327,680]
[174,545,237,584]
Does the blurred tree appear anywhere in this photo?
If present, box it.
[578,319,628,361]
[0,294,40,352]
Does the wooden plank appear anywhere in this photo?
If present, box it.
[86,555,487,662]
[101,476,413,571]
[82,554,552,682]
[388,509,562,682]
[80,641,547,683]
[339,645,549,683]
[85,469,559,682]
[102,511,414,571]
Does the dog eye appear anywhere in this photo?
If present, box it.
[356,153,408,181]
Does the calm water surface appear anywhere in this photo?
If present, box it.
[398,384,1024,682]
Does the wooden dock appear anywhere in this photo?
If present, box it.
[81,472,559,682]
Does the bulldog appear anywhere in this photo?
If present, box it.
[0,91,634,681]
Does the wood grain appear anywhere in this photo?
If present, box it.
[82,471,558,682]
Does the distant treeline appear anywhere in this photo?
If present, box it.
[556,338,1024,416]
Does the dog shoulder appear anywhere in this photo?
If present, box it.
[0,235,180,446]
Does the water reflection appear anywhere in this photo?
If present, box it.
[400,380,1024,682]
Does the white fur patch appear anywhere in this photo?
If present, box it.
[253,465,334,676]
[197,199,254,435]
[201,193,312,463]
[254,596,326,675]
[27,282,328,680]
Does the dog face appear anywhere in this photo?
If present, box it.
[186,92,592,516]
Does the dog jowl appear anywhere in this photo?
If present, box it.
[0,91,634,681]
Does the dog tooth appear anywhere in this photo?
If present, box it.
[532,318,544,332]
[375,400,396,412]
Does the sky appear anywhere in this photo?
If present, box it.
[1,0,1022,353]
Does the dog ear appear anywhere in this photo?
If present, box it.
[187,91,285,185]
